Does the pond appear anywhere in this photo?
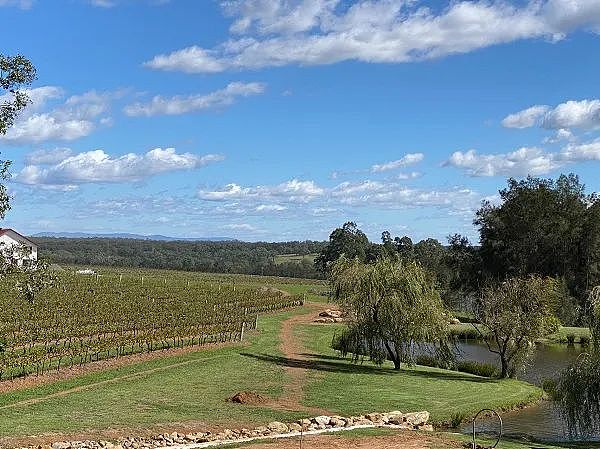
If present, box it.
[456,341,598,442]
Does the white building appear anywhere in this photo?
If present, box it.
[0,228,38,267]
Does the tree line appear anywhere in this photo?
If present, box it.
[36,238,326,279]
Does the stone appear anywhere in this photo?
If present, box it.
[52,443,71,449]
[329,417,345,427]
[353,418,373,426]
[298,418,312,427]
[418,424,434,432]
[254,426,269,435]
[267,421,289,434]
[404,411,430,427]
[312,415,331,426]
[287,423,302,432]
[365,413,383,422]
[344,417,354,427]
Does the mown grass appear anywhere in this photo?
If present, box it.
[0,309,306,438]
[298,323,543,423]
[544,326,591,344]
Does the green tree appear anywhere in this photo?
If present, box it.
[474,276,559,378]
[556,286,600,437]
[1,53,36,218]
[475,174,599,311]
[315,222,370,273]
[330,256,450,370]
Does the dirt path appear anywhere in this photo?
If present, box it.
[263,302,336,415]
[230,432,463,449]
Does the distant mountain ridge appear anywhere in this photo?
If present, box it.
[32,232,237,242]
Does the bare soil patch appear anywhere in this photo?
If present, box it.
[228,391,268,405]
[237,431,463,449]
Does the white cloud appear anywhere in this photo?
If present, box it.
[0,86,114,144]
[370,153,424,173]
[501,105,550,128]
[144,0,600,73]
[199,179,324,203]
[25,147,73,165]
[90,0,115,6]
[223,223,259,231]
[255,204,287,212]
[124,82,266,117]
[503,99,600,130]
[397,171,422,180]
[444,147,560,177]
[544,128,574,144]
[445,140,600,177]
[559,140,600,161]
[15,147,224,188]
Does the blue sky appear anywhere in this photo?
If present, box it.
[1,0,600,242]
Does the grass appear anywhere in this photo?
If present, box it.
[544,326,591,344]
[298,322,543,423]
[0,308,305,437]
[0,273,549,443]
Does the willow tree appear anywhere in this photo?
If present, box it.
[330,256,450,370]
[475,276,559,378]
[557,286,600,437]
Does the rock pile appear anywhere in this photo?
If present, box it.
[314,309,345,323]
[35,411,432,449]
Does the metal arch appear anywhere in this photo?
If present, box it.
[472,409,503,449]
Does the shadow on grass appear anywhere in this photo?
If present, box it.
[240,352,496,383]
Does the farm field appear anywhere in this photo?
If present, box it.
[273,253,318,265]
[0,268,548,449]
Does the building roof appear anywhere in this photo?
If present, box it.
[0,228,37,246]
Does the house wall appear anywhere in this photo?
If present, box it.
[0,231,38,265]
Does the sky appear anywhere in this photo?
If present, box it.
[0,0,599,242]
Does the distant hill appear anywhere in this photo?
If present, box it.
[32,232,236,242]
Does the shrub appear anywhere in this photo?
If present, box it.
[415,354,442,368]
[456,360,497,378]
[566,334,576,345]
[542,378,560,400]
[450,412,467,428]
[580,335,590,346]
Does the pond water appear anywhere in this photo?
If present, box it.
[454,340,600,443]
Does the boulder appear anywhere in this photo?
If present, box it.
[312,415,331,426]
[287,423,302,432]
[404,411,430,427]
[267,421,289,434]
[329,417,345,427]
[418,424,434,432]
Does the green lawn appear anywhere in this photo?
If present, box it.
[0,309,305,438]
[297,323,542,423]
[0,291,543,443]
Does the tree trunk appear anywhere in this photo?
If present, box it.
[500,353,509,378]
[384,340,401,370]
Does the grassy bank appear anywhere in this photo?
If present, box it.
[297,322,542,423]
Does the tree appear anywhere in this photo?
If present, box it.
[474,276,559,378]
[315,222,370,273]
[330,256,450,370]
[444,234,482,309]
[475,174,599,312]
[556,286,600,437]
[1,53,36,218]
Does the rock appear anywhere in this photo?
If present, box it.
[298,418,312,427]
[344,417,354,427]
[329,417,345,427]
[450,318,461,325]
[418,424,434,432]
[52,443,71,449]
[314,317,335,323]
[287,423,302,432]
[365,413,383,423]
[404,411,430,427]
[313,415,331,426]
[254,426,269,435]
[267,421,289,433]
[353,418,374,426]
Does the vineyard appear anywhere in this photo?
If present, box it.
[0,269,304,380]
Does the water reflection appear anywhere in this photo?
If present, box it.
[455,341,596,442]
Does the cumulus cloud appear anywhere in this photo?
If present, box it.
[25,147,73,165]
[144,0,600,73]
[199,179,324,203]
[445,140,600,177]
[0,86,114,144]
[503,99,600,130]
[199,177,479,215]
[124,82,266,117]
[444,147,560,177]
[15,147,224,188]
[370,153,424,173]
